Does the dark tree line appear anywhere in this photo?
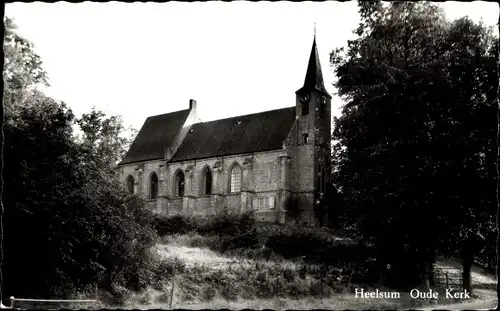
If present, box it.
[2,17,156,302]
[330,1,498,291]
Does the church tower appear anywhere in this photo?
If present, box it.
[289,33,332,224]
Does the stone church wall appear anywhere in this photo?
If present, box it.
[164,149,287,219]
[119,148,298,223]
[283,120,317,223]
[289,144,316,193]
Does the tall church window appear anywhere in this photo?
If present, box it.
[203,167,212,195]
[230,165,242,193]
[126,175,134,194]
[150,173,158,199]
[175,170,185,197]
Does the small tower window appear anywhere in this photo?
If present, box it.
[300,94,310,116]
[320,96,327,117]
[150,173,158,199]
[302,133,309,144]
[302,102,309,116]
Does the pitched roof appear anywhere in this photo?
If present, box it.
[120,109,190,164]
[170,107,296,162]
[296,36,330,97]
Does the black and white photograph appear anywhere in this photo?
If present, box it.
[1,1,498,309]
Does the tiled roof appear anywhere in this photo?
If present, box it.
[120,109,190,164]
[170,107,296,162]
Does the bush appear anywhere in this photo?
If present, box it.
[221,284,239,301]
[154,209,378,287]
[153,211,255,237]
[2,100,160,301]
[220,227,260,251]
[152,214,196,235]
[197,210,255,237]
[201,285,217,301]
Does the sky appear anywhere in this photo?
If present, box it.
[5,1,499,132]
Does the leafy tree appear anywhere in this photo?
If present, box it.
[2,17,156,301]
[3,16,49,117]
[331,1,497,290]
[2,90,158,299]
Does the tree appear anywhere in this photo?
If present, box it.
[2,18,156,301]
[3,17,49,117]
[2,91,158,299]
[331,1,497,290]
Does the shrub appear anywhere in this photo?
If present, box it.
[197,210,255,237]
[220,227,260,251]
[154,208,378,287]
[221,284,239,301]
[155,292,170,304]
[201,285,217,301]
[152,214,196,235]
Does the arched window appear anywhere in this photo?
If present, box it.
[175,170,185,197]
[150,173,158,199]
[203,167,212,195]
[302,133,309,144]
[230,165,242,193]
[126,175,135,194]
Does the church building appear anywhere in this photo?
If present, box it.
[118,36,332,223]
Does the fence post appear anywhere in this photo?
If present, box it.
[445,272,449,288]
[9,297,15,309]
[169,276,175,310]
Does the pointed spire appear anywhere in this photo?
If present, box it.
[296,28,329,97]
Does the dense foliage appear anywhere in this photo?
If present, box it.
[2,17,156,301]
[153,212,376,285]
[330,1,498,290]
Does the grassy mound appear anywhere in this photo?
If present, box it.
[152,211,378,285]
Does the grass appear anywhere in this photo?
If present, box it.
[100,212,498,310]
[118,234,498,310]
[153,212,374,271]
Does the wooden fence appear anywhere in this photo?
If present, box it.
[433,268,463,290]
[8,296,98,310]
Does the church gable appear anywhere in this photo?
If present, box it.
[170,107,296,162]
[120,109,190,164]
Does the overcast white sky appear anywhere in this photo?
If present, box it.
[5,1,499,131]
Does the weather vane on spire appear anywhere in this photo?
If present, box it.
[314,22,316,38]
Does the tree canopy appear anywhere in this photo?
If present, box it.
[2,17,155,301]
[331,1,498,289]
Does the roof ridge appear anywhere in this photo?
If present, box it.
[147,108,190,119]
[192,106,295,126]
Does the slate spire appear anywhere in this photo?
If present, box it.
[296,31,329,96]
